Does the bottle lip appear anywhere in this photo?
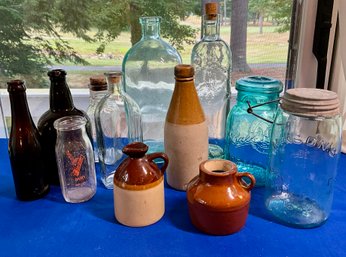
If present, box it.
[140,16,161,24]
[236,76,283,94]
[7,80,26,92]
[174,64,194,79]
[48,69,67,78]
[53,115,87,131]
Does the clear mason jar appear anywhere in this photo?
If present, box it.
[225,76,283,186]
[265,88,342,228]
[54,115,97,203]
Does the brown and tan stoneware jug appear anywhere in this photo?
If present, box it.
[113,142,168,227]
[186,159,255,235]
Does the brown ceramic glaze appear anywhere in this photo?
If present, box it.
[165,64,208,190]
[113,142,169,227]
[165,65,205,125]
[186,159,256,235]
[114,142,168,190]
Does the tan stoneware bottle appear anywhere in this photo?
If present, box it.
[164,64,209,191]
[186,159,255,235]
[113,142,168,227]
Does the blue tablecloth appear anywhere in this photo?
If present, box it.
[0,138,345,257]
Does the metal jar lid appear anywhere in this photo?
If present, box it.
[281,88,340,117]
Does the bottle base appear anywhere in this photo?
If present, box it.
[63,187,96,203]
[265,192,328,228]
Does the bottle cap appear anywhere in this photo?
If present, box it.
[7,80,26,92]
[205,2,218,20]
[174,64,194,80]
[89,76,107,91]
[281,88,340,117]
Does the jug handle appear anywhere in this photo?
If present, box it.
[236,172,256,191]
[147,153,169,174]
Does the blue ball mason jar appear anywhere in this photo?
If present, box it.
[265,88,342,228]
[225,76,283,186]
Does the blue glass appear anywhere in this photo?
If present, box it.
[225,76,283,186]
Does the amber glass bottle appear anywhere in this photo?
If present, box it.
[38,69,92,185]
[8,80,49,200]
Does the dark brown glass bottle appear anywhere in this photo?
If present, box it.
[37,69,92,185]
[8,80,50,200]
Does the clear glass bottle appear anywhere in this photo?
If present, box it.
[8,80,50,200]
[95,72,142,189]
[54,115,96,203]
[86,76,108,163]
[265,88,342,228]
[225,76,283,186]
[122,16,182,154]
[191,2,231,159]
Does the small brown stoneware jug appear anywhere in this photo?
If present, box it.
[187,159,255,235]
[113,142,168,227]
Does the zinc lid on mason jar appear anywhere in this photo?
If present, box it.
[235,76,283,94]
[281,88,340,117]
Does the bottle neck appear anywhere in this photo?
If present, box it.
[202,15,220,41]
[49,78,75,112]
[89,90,108,101]
[9,91,35,128]
[141,19,160,39]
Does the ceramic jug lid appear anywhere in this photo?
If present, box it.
[281,88,340,117]
[236,76,283,94]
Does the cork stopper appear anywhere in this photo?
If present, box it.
[104,71,122,84]
[174,64,194,80]
[281,88,340,117]
[89,76,107,91]
[205,2,218,20]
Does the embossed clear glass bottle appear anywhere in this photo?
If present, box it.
[95,72,142,189]
[225,76,282,186]
[122,16,182,154]
[191,2,231,159]
[265,88,342,228]
[86,76,108,163]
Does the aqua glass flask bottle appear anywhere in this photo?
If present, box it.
[122,16,182,154]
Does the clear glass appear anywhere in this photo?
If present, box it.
[191,14,231,159]
[265,109,342,228]
[122,16,182,154]
[86,85,108,163]
[225,76,282,186]
[54,116,96,203]
[95,72,142,189]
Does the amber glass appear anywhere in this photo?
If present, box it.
[8,80,49,200]
[38,69,92,185]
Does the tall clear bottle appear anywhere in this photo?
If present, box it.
[8,80,49,200]
[86,76,108,163]
[191,2,232,159]
[95,72,142,189]
[38,69,92,185]
[122,16,182,154]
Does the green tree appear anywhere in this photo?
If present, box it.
[0,0,197,85]
[270,0,293,32]
[249,0,271,34]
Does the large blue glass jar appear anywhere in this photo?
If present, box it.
[225,76,283,186]
[122,16,182,154]
[265,88,342,228]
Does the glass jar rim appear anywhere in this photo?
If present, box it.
[140,16,161,24]
[236,76,283,94]
[54,115,87,131]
